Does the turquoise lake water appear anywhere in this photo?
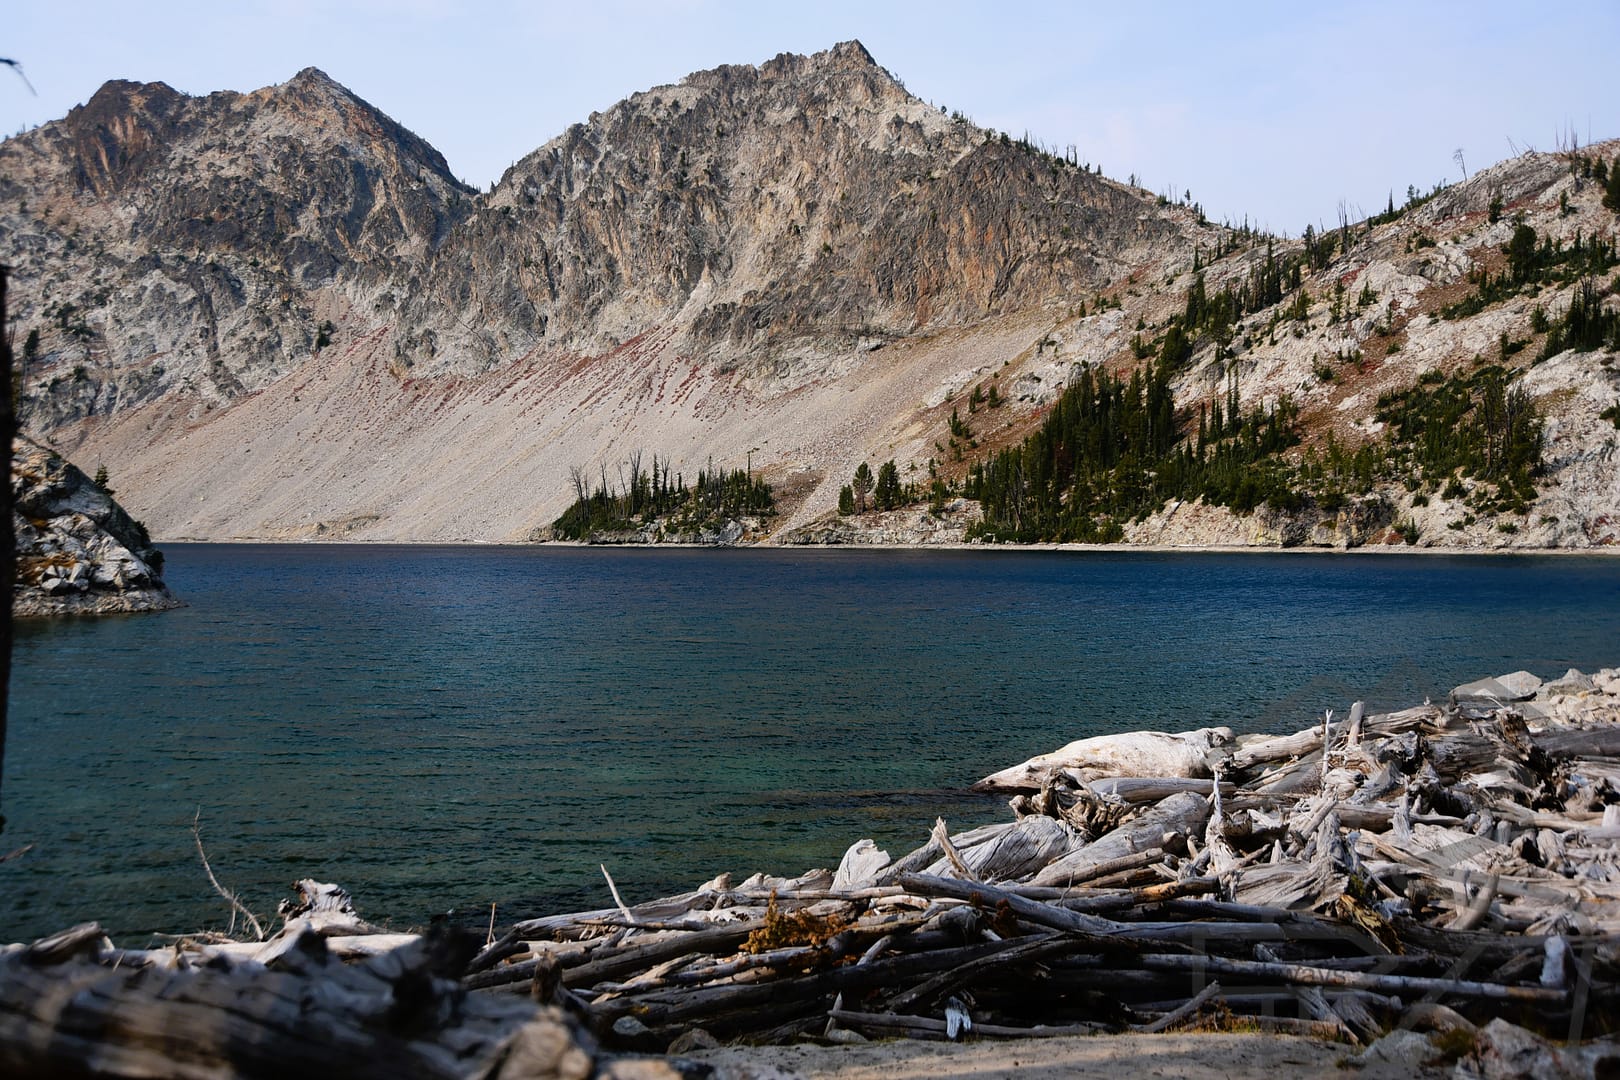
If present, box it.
[5,543,1620,942]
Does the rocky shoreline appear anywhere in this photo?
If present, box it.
[11,436,181,617]
[3,661,1618,1077]
[540,494,1620,553]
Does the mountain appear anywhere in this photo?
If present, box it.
[2,43,1617,546]
[392,41,1178,374]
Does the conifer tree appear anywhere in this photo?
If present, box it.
[874,460,901,510]
[851,462,874,513]
[1507,221,1539,283]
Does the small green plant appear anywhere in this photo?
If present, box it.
[948,407,973,440]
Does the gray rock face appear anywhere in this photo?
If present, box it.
[1464,1017,1620,1079]
[1,68,470,431]
[1542,668,1598,698]
[12,436,180,616]
[1452,672,1542,707]
[392,41,1177,374]
[777,501,980,545]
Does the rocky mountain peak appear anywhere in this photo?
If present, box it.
[286,65,344,91]
[757,38,883,80]
[823,38,878,69]
[396,41,1178,373]
[1,64,474,431]
[62,78,189,195]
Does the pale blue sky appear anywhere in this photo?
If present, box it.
[6,1,1618,233]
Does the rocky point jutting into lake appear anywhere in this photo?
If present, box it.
[10,435,178,616]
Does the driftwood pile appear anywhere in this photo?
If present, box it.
[465,665,1620,1053]
[4,665,1620,1075]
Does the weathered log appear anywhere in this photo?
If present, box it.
[1030,792,1211,887]
[562,925,759,990]
[1231,707,1436,773]
[1088,777,1237,803]
[467,927,529,975]
[831,839,891,892]
[898,873,1117,936]
[1055,877,1219,914]
[1131,980,1223,1033]
[951,814,1075,882]
[899,873,1357,949]
[200,925,422,964]
[974,728,1232,792]
[1064,846,1169,884]
[591,936,1080,1029]
[1534,726,1620,760]
[1296,985,1359,1043]
[1136,952,1569,1002]
[22,922,106,964]
[1231,729,1327,772]
[882,932,1073,1012]
[1081,865,1173,890]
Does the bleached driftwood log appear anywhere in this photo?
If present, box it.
[974,728,1233,792]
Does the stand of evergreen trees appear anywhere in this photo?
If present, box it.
[960,351,1548,542]
[551,454,773,540]
[838,459,915,515]
[1373,365,1543,513]
[963,359,1302,542]
[1443,222,1617,321]
[1540,278,1620,358]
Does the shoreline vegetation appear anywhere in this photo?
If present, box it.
[3,663,1619,1076]
[157,534,1620,557]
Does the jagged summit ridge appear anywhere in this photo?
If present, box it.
[396,40,1173,372]
[0,61,473,428]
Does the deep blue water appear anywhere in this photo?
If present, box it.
[5,544,1619,942]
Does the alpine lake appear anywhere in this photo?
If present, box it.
[6,543,1620,942]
